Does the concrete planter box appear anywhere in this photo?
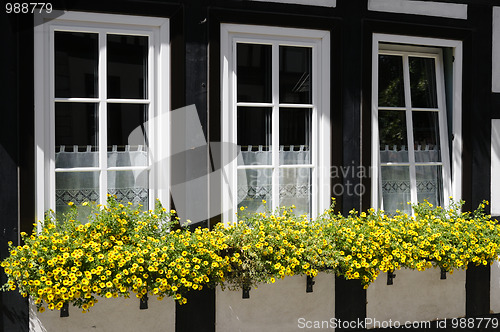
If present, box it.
[366,268,466,328]
[216,273,335,332]
[30,296,176,332]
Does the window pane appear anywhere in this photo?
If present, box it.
[237,168,272,214]
[378,55,404,107]
[279,108,311,165]
[279,46,312,104]
[279,168,311,216]
[412,111,441,162]
[237,43,271,103]
[237,107,272,165]
[107,34,148,99]
[409,57,437,108]
[56,171,99,214]
[416,165,443,206]
[55,31,98,98]
[108,170,149,207]
[380,165,411,214]
[378,110,408,163]
[55,103,98,168]
[107,104,148,167]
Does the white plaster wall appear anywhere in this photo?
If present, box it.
[492,120,500,216]
[366,268,465,328]
[491,260,500,313]
[368,0,467,20]
[216,273,335,332]
[493,7,500,93]
[249,0,336,8]
[30,296,175,332]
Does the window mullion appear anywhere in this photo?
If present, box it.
[99,31,108,206]
[403,54,417,207]
[272,43,280,210]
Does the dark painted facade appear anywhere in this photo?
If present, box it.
[1,0,499,330]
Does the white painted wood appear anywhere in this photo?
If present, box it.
[220,24,330,222]
[249,0,336,8]
[216,274,335,332]
[490,260,500,313]
[368,0,467,20]
[491,120,500,216]
[372,34,463,210]
[34,11,170,214]
[493,7,500,92]
[366,268,465,327]
[29,296,175,332]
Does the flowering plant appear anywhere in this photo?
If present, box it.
[0,197,230,312]
[2,197,500,313]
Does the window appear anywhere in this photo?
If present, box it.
[34,12,169,220]
[221,24,330,221]
[371,34,463,214]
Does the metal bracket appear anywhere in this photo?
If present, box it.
[387,270,396,285]
[242,284,250,299]
[306,275,315,293]
[60,302,69,317]
[440,268,447,280]
[140,294,148,309]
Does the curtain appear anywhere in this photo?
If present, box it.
[237,145,311,215]
[55,145,148,210]
[380,144,441,213]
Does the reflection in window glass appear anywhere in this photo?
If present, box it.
[409,57,437,108]
[378,110,408,163]
[237,44,272,103]
[55,103,99,168]
[237,107,272,165]
[55,31,98,98]
[412,111,441,162]
[378,55,404,107]
[279,108,311,165]
[279,46,312,104]
[107,35,148,99]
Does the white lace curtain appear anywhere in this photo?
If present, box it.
[55,145,149,209]
[380,144,442,213]
[237,145,311,214]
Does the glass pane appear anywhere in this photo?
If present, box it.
[237,107,272,165]
[237,168,272,214]
[237,43,271,103]
[55,103,98,168]
[107,34,148,99]
[108,170,149,207]
[279,46,312,104]
[378,110,408,163]
[279,108,311,165]
[380,166,411,214]
[412,111,441,162]
[56,171,99,216]
[55,31,98,98]
[378,54,404,107]
[416,165,443,206]
[279,168,311,217]
[409,57,437,108]
[107,104,148,166]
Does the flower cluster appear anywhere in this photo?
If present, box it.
[2,197,500,313]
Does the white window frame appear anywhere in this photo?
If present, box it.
[220,24,331,222]
[371,33,463,210]
[34,11,170,223]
